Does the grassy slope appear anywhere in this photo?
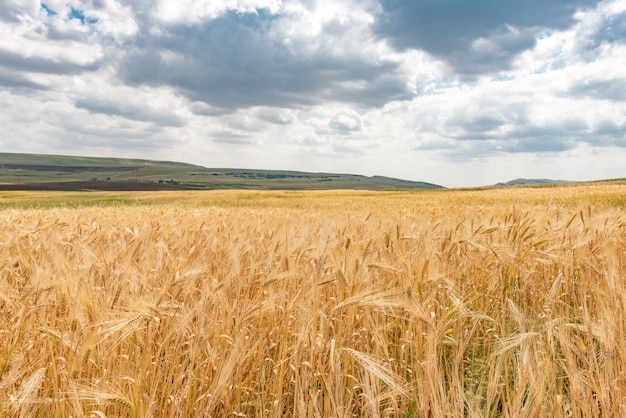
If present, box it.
[0,152,443,190]
[494,178,571,187]
[0,153,173,167]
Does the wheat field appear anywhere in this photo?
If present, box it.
[1,185,625,417]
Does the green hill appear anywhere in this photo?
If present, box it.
[0,152,443,191]
[494,178,572,187]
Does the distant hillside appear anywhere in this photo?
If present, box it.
[0,152,443,191]
[494,178,572,187]
[589,177,626,185]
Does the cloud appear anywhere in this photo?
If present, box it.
[74,94,186,127]
[572,0,626,53]
[0,71,47,90]
[117,5,411,111]
[212,130,261,144]
[379,41,626,158]
[155,0,283,23]
[254,107,298,124]
[288,124,327,147]
[0,0,41,23]
[302,108,365,137]
[192,107,288,145]
[1,0,626,187]
[567,77,626,101]
[0,49,100,76]
[0,90,171,155]
[0,21,103,73]
[189,101,232,117]
[375,0,601,76]
[329,109,364,132]
[283,105,374,157]
[0,0,139,97]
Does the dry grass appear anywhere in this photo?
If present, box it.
[1,185,625,416]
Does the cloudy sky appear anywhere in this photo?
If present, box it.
[1,0,625,187]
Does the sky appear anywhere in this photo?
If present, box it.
[1,0,625,187]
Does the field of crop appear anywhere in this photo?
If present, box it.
[1,185,625,417]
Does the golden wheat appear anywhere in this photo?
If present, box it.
[0,185,625,416]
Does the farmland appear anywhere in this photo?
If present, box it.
[0,152,443,191]
[1,185,626,416]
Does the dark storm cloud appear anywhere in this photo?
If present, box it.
[375,0,601,76]
[117,10,411,111]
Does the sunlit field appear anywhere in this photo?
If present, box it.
[1,185,625,416]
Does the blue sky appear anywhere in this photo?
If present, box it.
[0,0,624,187]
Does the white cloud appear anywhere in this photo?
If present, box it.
[155,0,283,23]
[0,0,625,187]
[0,20,102,67]
[329,109,364,132]
[88,0,139,40]
[73,85,189,127]
[0,90,168,154]
[254,107,298,125]
[288,124,328,146]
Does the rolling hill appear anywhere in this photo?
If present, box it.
[494,178,572,187]
[0,152,444,191]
